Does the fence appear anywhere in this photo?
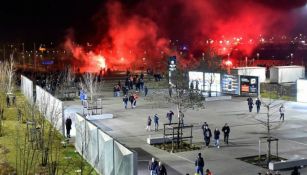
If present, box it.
[36,85,64,134]
[21,75,34,103]
[75,113,137,175]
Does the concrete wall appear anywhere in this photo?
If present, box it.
[270,66,305,84]
[75,113,137,175]
[21,75,34,103]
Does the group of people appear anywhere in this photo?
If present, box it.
[148,157,167,175]
[247,97,262,113]
[123,93,139,109]
[247,97,286,121]
[146,114,160,131]
[146,110,185,132]
[202,122,230,148]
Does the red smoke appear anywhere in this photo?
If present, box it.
[65,0,299,72]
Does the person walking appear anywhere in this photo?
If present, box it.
[279,104,285,121]
[146,116,152,131]
[156,161,167,175]
[247,96,254,112]
[214,128,220,148]
[148,157,158,175]
[201,122,208,131]
[255,98,261,114]
[166,110,174,124]
[203,125,212,148]
[65,116,72,138]
[123,95,128,109]
[154,114,159,131]
[129,93,135,108]
[133,92,138,108]
[222,123,230,144]
[195,153,205,175]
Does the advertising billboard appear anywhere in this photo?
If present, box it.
[222,74,239,95]
[188,71,204,90]
[240,76,259,96]
[204,73,221,93]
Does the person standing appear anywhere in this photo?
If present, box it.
[214,128,220,148]
[154,114,159,131]
[279,104,285,121]
[156,161,167,175]
[247,96,254,112]
[195,153,205,175]
[255,98,261,114]
[146,116,152,131]
[144,86,148,96]
[6,95,10,107]
[203,125,212,148]
[123,95,128,109]
[166,110,174,124]
[65,116,72,138]
[168,87,172,97]
[148,157,158,175]
[222,123,230,144]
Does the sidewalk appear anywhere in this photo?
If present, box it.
[65,92,307,175]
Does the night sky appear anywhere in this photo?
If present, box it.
[0,0,306,43]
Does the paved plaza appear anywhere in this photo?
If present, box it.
[64,88,307,175]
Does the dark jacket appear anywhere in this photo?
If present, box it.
[203,128,212,138]
[195,157,204,167]
[65,118,72,129]
[129,95,135,102]
[156,165,167,175]
[222,126,230,135]
[255,99,261,107]
[123,96,128,103]
[247,97,253,106]
[214,130,220,140]
[148,160,158,171]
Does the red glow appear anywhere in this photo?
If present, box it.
[64,0,297,71]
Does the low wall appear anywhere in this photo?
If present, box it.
[75,113,137,175]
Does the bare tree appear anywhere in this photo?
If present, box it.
[197,48,225,97]
[80,73,99,102]
[5,54,15,94]
[148,69,205,149]
[253,85,285,166]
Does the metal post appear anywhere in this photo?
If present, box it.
[259,139,261,161]
[190,126,192,146]
[172,128,174,152]
[276,139,279,159]
[163,124,166,144]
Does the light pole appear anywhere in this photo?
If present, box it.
[290,53,293,65]
[245,56,248,67]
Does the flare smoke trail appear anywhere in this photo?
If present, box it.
[65,0,306,72]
